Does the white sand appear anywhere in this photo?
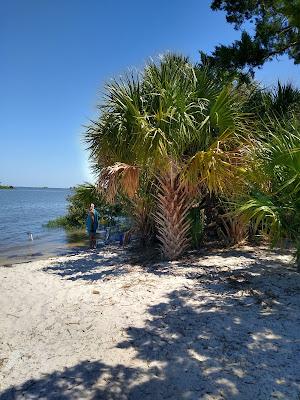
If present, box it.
[0,245,299,400]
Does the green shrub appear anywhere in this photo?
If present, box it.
[46,183,125,230]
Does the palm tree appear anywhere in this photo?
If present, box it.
[85,54,249,259]
[243,81,300,120]
[238,116,300,270]
[269,82,300,117]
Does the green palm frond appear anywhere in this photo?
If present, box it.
[238,114,300,256]
[255,117,300,197]
[238,193,283,242]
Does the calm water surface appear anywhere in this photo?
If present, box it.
[0,187,87,265]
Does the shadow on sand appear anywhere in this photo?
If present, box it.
[42,247,129,282]
[1,247,300,399]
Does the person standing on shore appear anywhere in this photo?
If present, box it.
[86,203,99,249]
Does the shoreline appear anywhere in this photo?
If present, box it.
[0,232,91,267]
[1,245,299,399]
[0,244,88,268]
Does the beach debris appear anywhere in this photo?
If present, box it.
[92,289,100,294]
[0,358,8,368]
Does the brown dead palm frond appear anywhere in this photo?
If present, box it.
[220,214,248,244]
[98,163,140,203]
[130,196,155,244]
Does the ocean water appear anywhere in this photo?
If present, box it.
[0,187,87,265]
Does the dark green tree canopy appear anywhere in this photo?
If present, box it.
[206,0,300,75]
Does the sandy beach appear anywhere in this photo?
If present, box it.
[0,245,299,400]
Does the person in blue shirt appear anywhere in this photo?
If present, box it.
[86,203,99,249]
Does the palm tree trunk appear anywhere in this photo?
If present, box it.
[154,164,192,260]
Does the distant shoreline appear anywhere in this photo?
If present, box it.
[0,185,14,189]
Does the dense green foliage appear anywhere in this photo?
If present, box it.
[239,116,300,269]
[0,185,14,189]
[245,81,300,119]
[84,53,300,265]
[85,54,252,258]
[205,0,300,76]
[46,183,124,230]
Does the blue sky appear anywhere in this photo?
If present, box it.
[1,0,299,187]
